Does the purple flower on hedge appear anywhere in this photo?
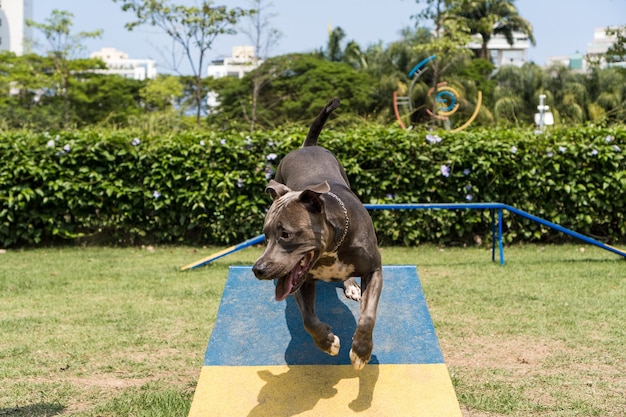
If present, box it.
[426,134,442,144]
[46,139,56,147]
[591,149,598,156]
[559,146,566,154]
[265,165,275,180]
[614,145,621,152]
[465,184,472,191]
[220,139,226,145]
[266,153,277,161]
[199,140,205,146]
[237,178,244,188]
[465,194,473,201]
[440,164,450,177]
[605,135,614,143]
[132,137,141,146]
[63,144,71,153]
[511,145,518,154]
[153,191,161,199]
[463,168,471,176]
[547,151,553,158]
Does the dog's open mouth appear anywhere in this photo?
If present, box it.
[275,250,315,301]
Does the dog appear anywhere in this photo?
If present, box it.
[252,98,383,370]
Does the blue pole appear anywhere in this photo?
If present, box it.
[181,234,266,271]
[503,205,626,259]
[490,209,496,262]
[498,208,504,265]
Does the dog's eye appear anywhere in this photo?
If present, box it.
[281,231,290,239]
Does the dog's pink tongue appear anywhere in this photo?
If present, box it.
[275,275,293,302]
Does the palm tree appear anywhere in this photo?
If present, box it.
[492,63,546,124]
[317,26,366,68]
[453,0,536,61]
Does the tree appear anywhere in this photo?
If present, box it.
[238,0,282,132]
[318,26,366,69]
[412,0,472,126]
[453,0,535,61]
[589,67,626,122]
[70,74,145,126]
[26,9,104,127]
[604,26,626,70]
[214,54,377,128]
[140,74,184,112]
[114,0,252,125]
[0,52,50,128]
[358,27,433,122]
[491,62,546,125]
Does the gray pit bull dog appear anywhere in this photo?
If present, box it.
[252,98,383,371]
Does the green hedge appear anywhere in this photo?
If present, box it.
[1,125,624,247]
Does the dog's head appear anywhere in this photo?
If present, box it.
[252,180,331,301]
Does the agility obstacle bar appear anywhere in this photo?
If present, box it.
[181,203,626,270]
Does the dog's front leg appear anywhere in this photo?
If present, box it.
[349,267,383,370]
[294,280,340,356]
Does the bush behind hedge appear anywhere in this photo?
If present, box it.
[0,125,624,247]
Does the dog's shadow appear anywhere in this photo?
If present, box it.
[248,281,380,416]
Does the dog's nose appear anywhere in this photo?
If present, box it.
[252,262,266,279]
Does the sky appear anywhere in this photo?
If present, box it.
[31,0,626,75]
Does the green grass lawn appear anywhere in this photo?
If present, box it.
[0,244,624,416]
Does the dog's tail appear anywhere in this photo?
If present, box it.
[302,97,340,147]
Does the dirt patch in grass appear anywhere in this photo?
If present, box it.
[440,334,626,417]
[441,334,568,372]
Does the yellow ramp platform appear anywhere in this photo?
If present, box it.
[189,266,461,417]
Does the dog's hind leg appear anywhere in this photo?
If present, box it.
[294,280,340,356]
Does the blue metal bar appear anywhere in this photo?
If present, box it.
[490,209,496,262]
[364,203,505,210]
[364,202,625,262]
[365,203,505,264]
[503,205,626,259]
[498,208,504,265]
[181,234,265,271]
[182,202,625,271]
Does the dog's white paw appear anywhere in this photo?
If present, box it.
[343,278,361,301]
[329,335,340,356]
[349,348,368,371]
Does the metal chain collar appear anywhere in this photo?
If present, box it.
[326,191,350,252]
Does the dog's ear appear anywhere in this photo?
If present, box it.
[299,181,330,213]
[265,180,291,200]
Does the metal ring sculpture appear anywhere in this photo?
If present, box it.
[393,55,482,132]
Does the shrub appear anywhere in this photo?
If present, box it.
[0,125,624,247]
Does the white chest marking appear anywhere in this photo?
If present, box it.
[310,253,355,282]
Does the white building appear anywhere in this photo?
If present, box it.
[468,32,531,68]
[90,47,157,80]
[207,45,261,79]
[546,27,625,71]
[206,46,261,111]
[0,0,33,55]
[586,26,625,69]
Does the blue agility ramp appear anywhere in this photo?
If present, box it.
[189,266,462,416]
